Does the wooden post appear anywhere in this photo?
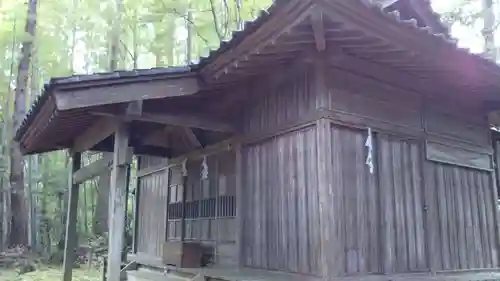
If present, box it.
[491,139,500,265]
[132,156,141,254]
[180,173,188,242]
[62,152,81,281]
[235,144,243,266]
[106,122,131,281]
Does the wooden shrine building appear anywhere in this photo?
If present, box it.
[15,0,500,280]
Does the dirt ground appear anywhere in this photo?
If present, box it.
[0,266,102,281]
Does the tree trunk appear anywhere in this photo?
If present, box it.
[235,0,243,30]
[482,0,496,60]
[109,0,124,71]
[9,0,38,247]
[27,41,39,250]
[1,18,17,251]
[186,10,192,64]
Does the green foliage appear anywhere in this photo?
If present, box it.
[0,0,273,255]
[0,266,101,281]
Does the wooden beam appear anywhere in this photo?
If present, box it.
[91,111,237,132]
[73,117,119,153]
[72,157,113,185]
[181,127,202,148]
[72,148,131,186]
[54,77,200,110]
[62,152,81,281]
[310,8,326,52]
[107,122,131,281]
[372,0,399,8]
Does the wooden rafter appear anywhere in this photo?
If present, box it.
[72,157,113,185]
[181,127,202,148]
[316,0,499,85]
[90,111,237,132]
[372,0,400,8]
[202,0,314,80]
[142,126,172,148]
[310,7,326,52]
[72,117,119,153]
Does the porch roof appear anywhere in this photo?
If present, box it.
[16,0,500,156]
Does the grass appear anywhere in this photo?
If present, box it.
[0,266,102,281]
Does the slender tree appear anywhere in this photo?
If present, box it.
[9,0,38,246]
[482,0,496,61]
[1,17,17,250]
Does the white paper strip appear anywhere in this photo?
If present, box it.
[201,156,208,180]
[181,158,188,177]
[365,127,374,174]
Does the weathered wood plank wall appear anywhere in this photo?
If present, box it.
[318,64,498,276]
[325,68,423,131]
[165,152,237,266]
[241,126,321,275]
[377,135,427,274]
[240,65,322,275]
[244,66,315,133]
[425,162,497,270]
[136,156,169,257]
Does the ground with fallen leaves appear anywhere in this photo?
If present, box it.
[0,266,102,281]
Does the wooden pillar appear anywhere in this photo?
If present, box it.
[62,152,81,281]
[492,139,500,265]
[107,122,131,281]
[235,144,243,266]
[313,55,339,278]
[180,163,188,242]
[132,156,141,254]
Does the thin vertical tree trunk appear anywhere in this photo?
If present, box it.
[132,11,138,69]
[9,0,38,246]
[26,40,39,250]
[209,0,224,41]
[186,10,192,64]
[2,18,17,251]
[235,0,243,30]
[110,0,124,71]
[482,0,496,61]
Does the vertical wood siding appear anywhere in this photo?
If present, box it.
[425,109,490,147]
[328,127,427,275]
[329,126,379,275]
[136,156,169,257]
[326,68,422,130]
[425,162,497,270]
[245,67,316,134]
[377,134,427,274]
[241,126,321,275]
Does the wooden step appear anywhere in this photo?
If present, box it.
[127,268,201,281]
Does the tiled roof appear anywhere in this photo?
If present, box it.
[15,67,193,141]
[16,0,496,143]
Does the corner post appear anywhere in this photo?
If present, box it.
[62,151,82,281]
[235,144,243,266]
[313,51,339,279]
[132,156,142,254]
[106,121,131,281]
